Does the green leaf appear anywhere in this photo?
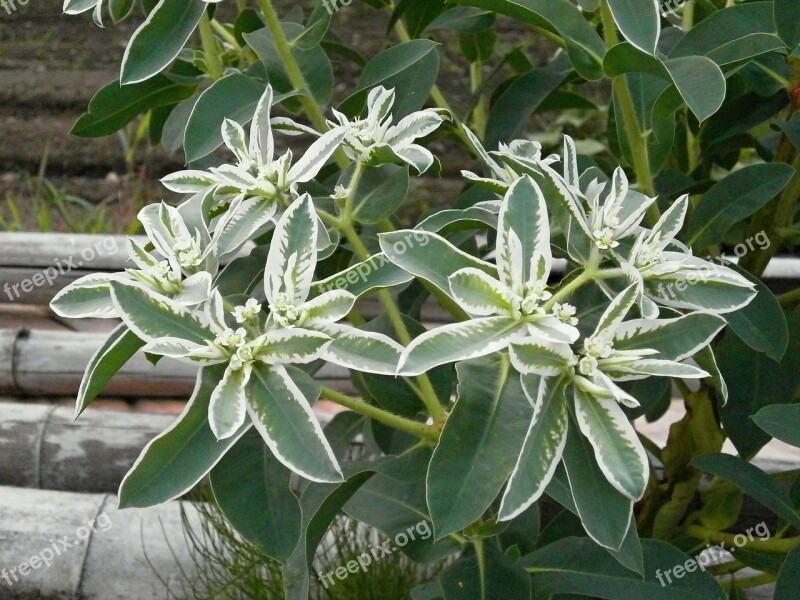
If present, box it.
[210,430,302,562]
[380,230,497,298]
[244,24,333,105]
[775,0,800,50]
[559,423,633,550]
[109,281,213,344]
[670,2,785,66]
[520,538,726,599]
[119,365,249,508]
[427,356,532,538]
[614,312,726,362]
[686,163,796,248]
[606,0,660,54]
[775,545,800,600]
[247,363,342,483]
[693,453,800,529]
[109,0,135,22]
[456,0,605,80]
[752,404,800,448]
[717,311,800,458]
[724,264,788,362]
[76,324,144,417]
[352,164,410,224]
[440,545,531,600]
[339,40,440,118]
[71,75,195,138]
[485,68,567,153]
[499,375,568,520]
[184,73,266,161]
[121,0,207,84]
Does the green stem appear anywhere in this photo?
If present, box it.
[256,0,348,168]
[721,572,776,592]
[470,61,488,139]
[685,525,800,553]
[778,286,800,307]
[320,387,439,441]
[199,12,223,80]
[211,19,240,48]
[600,2,659,224]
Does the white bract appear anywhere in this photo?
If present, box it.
[397,176,580,377]
[50,202,216,319]
[328,86,449,174]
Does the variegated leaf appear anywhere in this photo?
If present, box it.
[592,283,639,338]
[108,281,214,344]
[214,196,277,259]
[499,375,568,520]
[394,144,435,174]
[385,110,445,148]
[50,273,118,319]
[508,339,574,376]
[209,363,251,439]
[287,127,346,184]
[573,387,649,501]
[613,312,726,361]
[160,170,218,194]
[221,118,250,165]
[612,359,709,379]
[315,322,404,375]
[249,86,274,164]
[448,267,511,316]
[265,194,318,304]
[257,328,331,365]
[398,317,520,376]
[173,272,212,306]
[247,363,343,483]
[303,289,357,325]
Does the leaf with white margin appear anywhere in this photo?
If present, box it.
[497,176,552,290]
[499,374,568,521]
[563,135,579,188]
[385,111,446,147]
[209,363,251,440]
[310,253,413,299]
[160,170,219,194]
[173,271,213,306]
[508,339,574,376]
[380,230,497,298]
[50,273,121,319]
[108,280,213,344]
[448,267,512,316]
[265,195,318,304]
[611,359,708,379]
[526,315,580,345]
[303,289,357,325]
[221,118,250,166]
[257,328,331,365]
[214,196,277,260]
[118,364,250,508]
[614,312,726,361]
[287,128,347,184]
[246,362,343,483]
[573,387,649,501]
[315,322,404,375]
[249,86,274,164]
[592,283,639,338]
[398,316,521,376]
[394,144,435,174]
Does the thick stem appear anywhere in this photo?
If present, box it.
[601,2,659,224]
[320,387,439,441]
[199,12,223,80]
[685,525,800,553]
[470,61,488,139]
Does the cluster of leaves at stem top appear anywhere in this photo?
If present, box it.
[55,0,800,598]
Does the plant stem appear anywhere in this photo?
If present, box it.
[470,61,488,139]
[778,286,800,307]
[685,524,800,553]
[600,2,660,224]
[720,572,776,592]
[320,386,439,441]
[199,12,223,80]
[210,19,240,48]
[542,270,593,311]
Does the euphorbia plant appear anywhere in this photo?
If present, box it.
[55,0,800,597]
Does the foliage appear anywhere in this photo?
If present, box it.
[57,0,800,598]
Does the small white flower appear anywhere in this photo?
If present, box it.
[232,298,261,324]
[584,336,614,359]
[215,327,248,349]
[593,227,620,250]
[578,355,599,377]
[553,303,578,326]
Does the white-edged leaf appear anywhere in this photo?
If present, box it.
[247,363,343,483]
[613,359,708,379]
[613,312,726,361]
[499,375,568,520]
[303,289,357,325]
[509,340,574,376]
[448,267,511,316]
[50,273,119,319]
[108,280,213,344]
[173,271,213,306]
[385,110,445,147]
[257,328,331,365]
[399,317,520,376]
[394,144,436,174]
[287,127,347,184]
[250,86,274,164]
[315,322,404,375]
[573,388,649,501]
[160,170,218,193]
[265,194,318,304]
[221,118,250,165]
[593,283,639,338]
[215,197,277,259]
[209,363,251,439]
